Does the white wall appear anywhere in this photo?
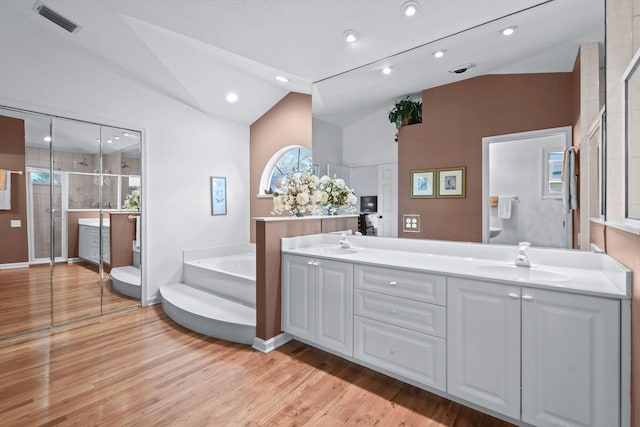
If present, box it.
[489,136,567,248]
[0,6,250,304]
[312,118,342,176]
[350,165,378,211]
[342,107,397,166]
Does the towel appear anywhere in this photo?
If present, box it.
[498,196,511,219]
[563,147,578,213]
[0,169,5,190]
[135,216,140,249]
[0,170,11,210]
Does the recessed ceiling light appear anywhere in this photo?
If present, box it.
[43,136,51,142]
[226,92,239,103]
[382,66,392,75]
[343,29,359,44]
[275,75,289,83]
[433,50,446,59]
[114,136,120,140]
[402,1,419,17]
[123,132,129,137]
[107,139,113,144]
[501,26,517,36]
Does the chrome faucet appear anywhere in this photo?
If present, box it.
[339,233,352,249]
[515,241,531,267]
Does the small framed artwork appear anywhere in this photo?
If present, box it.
[437,167,466,198]
[211,176,227,215]
[411,169,436,198]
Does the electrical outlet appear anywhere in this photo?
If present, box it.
[403,214,420,233]
[10,220,21,228]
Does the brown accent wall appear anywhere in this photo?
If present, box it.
[602,227,640,427]
[589,221,606,252]
[255,216,358,341]
[0,116,28,264]
[249,93,312,242]
[110,213,138,268]
[67,211,100,258]
[398,73,578,242]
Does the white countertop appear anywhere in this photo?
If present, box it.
[282,234,631,300]
[253,214,358,222]
[78,218,110,227]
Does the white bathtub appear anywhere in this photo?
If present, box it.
[182,245,256,308]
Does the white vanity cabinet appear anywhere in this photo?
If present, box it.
[353,265,447,391]
[448,277,620,426]
[282,254,353,357]
[79,224,110,265]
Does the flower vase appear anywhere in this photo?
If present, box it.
[294,211,304,217]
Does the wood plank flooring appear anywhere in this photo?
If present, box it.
[0,262,139,338]
[0,305,514,426]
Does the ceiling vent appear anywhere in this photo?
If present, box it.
[33,1,81,34]
[448,63,476,74]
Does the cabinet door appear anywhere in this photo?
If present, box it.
[315,259,353,357]
[281,255,314,341]
[521,288,620,427]
[447,277,521,420]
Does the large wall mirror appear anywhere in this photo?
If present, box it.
[0,105,142,339]
[311,0,604,247]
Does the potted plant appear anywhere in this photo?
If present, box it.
[388,96,423,129]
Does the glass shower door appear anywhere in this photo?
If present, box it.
[27,169,64,263]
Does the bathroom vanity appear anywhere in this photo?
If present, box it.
[281,234,631,427]
[78,218,110,265]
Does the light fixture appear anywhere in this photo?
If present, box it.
[107,139,113,144]
[382,66,392,75]
[433,50,446,59]
[123,132,129,137]
[501,26,517,36]
[114,136,120,140]
[275,75,289,83]
[43,136,52,142]
[402,1,419,17]
[343,29,359,44]
[226,92,239,103]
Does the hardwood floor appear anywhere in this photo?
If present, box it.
[0,305,514,426]
[0,262,138,338]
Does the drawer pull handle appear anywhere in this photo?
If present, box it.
[390,308,398,315]
[507,293,519,300]
[389,281,397,286]
[390,347,397,355]
[522,295,535,302]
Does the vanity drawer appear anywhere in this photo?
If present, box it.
[354,316,446,391]
[354,265,446,305]
[354,290,446,338]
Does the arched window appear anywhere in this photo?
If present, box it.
[259,145,313,195]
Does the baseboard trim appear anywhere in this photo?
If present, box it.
[252,333,292,353]
[0,262,29,270]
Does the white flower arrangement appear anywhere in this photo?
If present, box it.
[319,175,357,215]
[272,173,322,216]
[122,188,140,211]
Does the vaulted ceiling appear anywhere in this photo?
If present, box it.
[0,0,603,125]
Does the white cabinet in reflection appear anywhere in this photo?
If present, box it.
[78,224,110,265]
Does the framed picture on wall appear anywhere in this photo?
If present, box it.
[411,169,436,198]
[211,176,227,215]
[437,167,466,198]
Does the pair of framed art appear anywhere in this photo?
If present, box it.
[410,167,466,198]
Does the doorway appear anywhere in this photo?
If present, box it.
[482,127,572,248]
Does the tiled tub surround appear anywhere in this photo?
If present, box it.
[281,234,631,427]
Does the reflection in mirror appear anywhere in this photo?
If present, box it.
[0,108,52,337]
[625,49,640,220]
[102,127,142,314]
[51,118,102,324]
[587,108,606,220]
[0,106,142,339]
[311,0,604,247]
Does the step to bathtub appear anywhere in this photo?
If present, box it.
[160,283,256,345]
[109,266,141,299]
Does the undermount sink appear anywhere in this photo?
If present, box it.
[475,265,570,282]
[318,247,358,255]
